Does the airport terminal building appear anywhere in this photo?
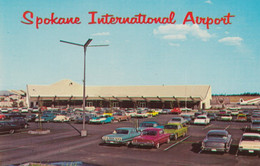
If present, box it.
[26,80,212,110]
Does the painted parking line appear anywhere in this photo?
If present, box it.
[164,136,191,151]
[224,125,230,130]
[202,124,213,130]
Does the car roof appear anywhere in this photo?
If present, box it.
[143,128,161,131]
[141,121,158,124]
[208,130,228,135]
[116,127,135,130]
[165,122,181,125]
[243,133,260,137]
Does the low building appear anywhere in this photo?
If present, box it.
[26,80,212,109]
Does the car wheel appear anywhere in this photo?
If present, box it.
[167,138,170,144]
[9,130,15,134]
[155,143,160,149]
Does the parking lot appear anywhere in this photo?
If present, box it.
[0,114,259,166]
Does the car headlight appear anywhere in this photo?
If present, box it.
[102,136,109,140]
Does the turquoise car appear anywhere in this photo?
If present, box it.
[89,115,114,124]
[102,127,140,145]
[137,121,164,131]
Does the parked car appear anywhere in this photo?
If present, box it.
[1,108,9,113]
[137,121,164,131]
[164,123,188,140]
[113,111,131,122]
[74,113,96,124]
[250,121,260,132]
[171,108,181,114]
[201,130,232,153]
[135,110,152,118]
[32,107,40,113]
[10,117,29,129]
[181,114,193,124]
[218,110,228,115]
[219,114,232,121]
[125,109,136,117]
[231,109,240,116]
[238,133,260,155]
[35,113,56,122]
[251,113,260,122]
[235,114,247,122]
[252,110,260,115]
[26,114,38,122]
[4,112,26,119]
[89,115,114,124]
[147,110,159,117]
[0,114,6,120]
[242,110,250,116]
[53,115,71,122]
[194,115,210,125]
[21,107,29,113]
[161,109,171,114]
[0,121,21,134]
[102,127,140,145]
[12,108,20,112]
[132,128,170,149]
[207,113,217,121]
[167,116,187,125]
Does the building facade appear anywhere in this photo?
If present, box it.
[26,80,212,110]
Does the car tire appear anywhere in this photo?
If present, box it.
[9,130,15,134]
[155,143,160,149]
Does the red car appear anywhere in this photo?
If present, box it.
[132,128,170,149]
[0,114,6,120]
[171,108,181,114]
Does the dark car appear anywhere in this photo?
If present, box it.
[10,117,29,129]
[201,130,232,153]
[0,121,22,134]
[26,114,38,122]
[4,112,26,119]
[75,113,96,124]
[207,113,217,121]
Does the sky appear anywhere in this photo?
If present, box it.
[0,0,259,94]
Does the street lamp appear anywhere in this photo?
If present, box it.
[60,39,108,136]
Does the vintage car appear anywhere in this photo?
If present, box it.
[26,114,38,122]
[32,107,40,113]
[74,113,96,124]
[113,111,131,122]
[170,108,181,114]
[252,110,260,115]
[10,117,29,129]
[135,109,152,118]
[4,112,26,119]
[238,133,260,154]
[230,109,240,116]
[0,121,22,134]
[137,121,164,131]
[250,121,260,131]
[125,109,136,117]
[132,128,171,149]
[181,114,193,124]
[167,116,187,125]
[21,107,29,113]
[251,113,260,122]
[207,113,217,121]
[164,123,188,140]
[161,109,171,114]
[1,108,9,113]
[53,115,71,122]
[89,115,114,124]
[219,114,232,121]
[194,115,210,125]
[35,113,56,122]
[103,109,113,116]
[218,110,228,115]
[102,127,140,145]
[201,130,232,153]
[235,114,247,122]
[147,110,159,117]
[0,114,6,120]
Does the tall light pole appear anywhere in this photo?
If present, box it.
[60,39,108,136]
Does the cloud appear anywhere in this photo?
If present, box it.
[154,24,212,41]
[218,37,243,46]
[169,43,180,47]
[205,0,213,4]
[91,32,110,36]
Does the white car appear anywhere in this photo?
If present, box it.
[53,115,71,122]
[168,116,187,125]
[32,107,39,113]
[238,133,260,154]
[135,110,151,118]
[194,115,210,125]
[21,107,29,113]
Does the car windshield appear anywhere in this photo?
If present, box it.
[164,125,178,129]
[171,118,181,121]
[113,112,122,116]
[137,110,145,114]
[208,133,227,138]
[142,130,157,136]
[242,135,260,141]
[140,123,154,127]
[197,116,206,119]
[115,129,129,134]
